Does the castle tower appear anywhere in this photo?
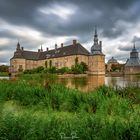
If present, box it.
[124,42,140,74]
[88,27,105,75]
[10,42,25,73]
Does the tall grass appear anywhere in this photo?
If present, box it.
[0,79,140,139]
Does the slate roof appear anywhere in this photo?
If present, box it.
[125,58,140,66]
[11,43,90,60]
[125,45,140,67]
[107,57,118,64]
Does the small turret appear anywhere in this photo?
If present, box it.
[16,42,20,51]
[40,45,43,52]
[55,43,57,50]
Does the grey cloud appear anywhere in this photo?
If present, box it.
[0,0,140,64]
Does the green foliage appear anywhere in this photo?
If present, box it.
[45,61,48,68]
[23,66,44,74]
[49,60,52,68]
[75,57,79,65]
[48,66,57,74]
[80,62,88,71]
[0,65,9,72]
[111,64,123,72]
[0,77,140,139]
[71,62,88,74]
[57,67,70,74]
[23,61,88,75]
[0,80,139,139]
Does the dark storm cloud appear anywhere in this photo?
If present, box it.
[0,0,140,64]
[118,45,132,52]
[0,0,139,37]
[118,36,140,52]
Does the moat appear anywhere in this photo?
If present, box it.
[1,75,140,92]
[56,75,140,92]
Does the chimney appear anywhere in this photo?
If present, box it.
[73,40,77,46]
[38,49,41,52]
[21,47,24,51]
[61,43,63,48]
[46,47,49,51]
[55,43,57,49]
[99,41,102,47]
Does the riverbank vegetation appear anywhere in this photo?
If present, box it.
[0,65,9,76]
[23,61,88,75]
[0,77,140,139]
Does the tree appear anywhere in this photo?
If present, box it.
[80,62,88,72]
[71,61,88,74]
[75,57,79,65]
[48,67,57,73]
[45,61,48,68]
[49,60,52,68]
[0,65,9,72]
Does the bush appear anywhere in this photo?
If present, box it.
[71,62,88,74]
[23,66,44,74]
[48,67,57,74]
[57,67,70,74]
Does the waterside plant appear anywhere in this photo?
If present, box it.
[0,79,140,139]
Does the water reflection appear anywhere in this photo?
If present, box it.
[1,75,140,92]
[57,75,140,92]
[57,75,105,92]
[0,76,9,80]
[105,75,140,88]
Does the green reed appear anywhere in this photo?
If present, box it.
[0,79,140,139]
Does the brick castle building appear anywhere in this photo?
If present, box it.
[10,29,105,75]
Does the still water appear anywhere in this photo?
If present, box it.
[0,76,9,80]
[57,75,140,92]
[0,75,140,92]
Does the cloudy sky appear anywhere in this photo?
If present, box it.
[0,0,140,65]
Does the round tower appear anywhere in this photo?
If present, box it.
[125,42,140,74]
[88,27,105,75]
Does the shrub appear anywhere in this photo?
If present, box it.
[48,67,57,74]
[71,62,88,74]
[57,67,70,74]
[23,66,44,74]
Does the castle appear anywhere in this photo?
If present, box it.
[10,29,105,75]
[124,43,140,74]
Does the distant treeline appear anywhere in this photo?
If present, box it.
[0,65,9,72]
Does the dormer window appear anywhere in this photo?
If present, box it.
[46,54,51,58]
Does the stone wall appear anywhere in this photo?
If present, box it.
[10,58,26,72]
[124,66,140,74]
[88,54,105,75]
[26,60,38,69]
[10,54,106,75]
[44,55,88,69]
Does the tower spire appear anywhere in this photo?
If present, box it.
[16,40,20,51]
[94,26,98,45]
[95,25,97,36]
[133,40,136,49]
[41,44,43,52]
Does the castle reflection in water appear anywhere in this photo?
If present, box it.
[57,75,140,92]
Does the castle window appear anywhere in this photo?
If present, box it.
[46,54,51,58]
